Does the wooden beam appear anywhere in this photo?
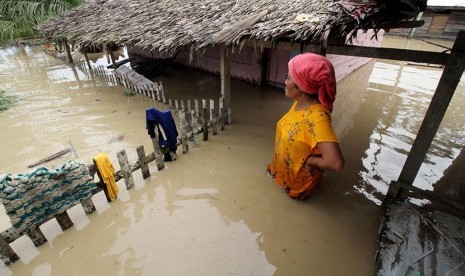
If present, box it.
[387,30,465,200]
[327,44,449,65]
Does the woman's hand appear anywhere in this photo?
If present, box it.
[305,142,344,173]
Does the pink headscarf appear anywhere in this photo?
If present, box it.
[288,53,337,111]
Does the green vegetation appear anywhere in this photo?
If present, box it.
[0,90,16,112]
[0,0,83,42]
[123,89,136,97]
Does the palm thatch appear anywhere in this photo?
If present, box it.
[35,0,421,54]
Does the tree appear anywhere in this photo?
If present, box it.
[0,0,83,41]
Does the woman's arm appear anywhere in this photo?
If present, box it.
[305,141,344,173]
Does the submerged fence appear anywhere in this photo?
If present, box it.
[0,48,231,265]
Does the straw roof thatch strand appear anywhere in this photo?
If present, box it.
[36,0,423,54]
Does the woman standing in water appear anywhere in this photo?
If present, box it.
[267,53,344,200]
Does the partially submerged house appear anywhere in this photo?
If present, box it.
[36,0,427,87]
[32,0,465,274]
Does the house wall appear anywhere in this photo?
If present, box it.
[126,29,383,86]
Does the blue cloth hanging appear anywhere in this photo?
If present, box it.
[146,108,178,161]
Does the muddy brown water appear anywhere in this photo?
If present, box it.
[0,36,463,275]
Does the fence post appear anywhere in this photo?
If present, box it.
[137,146,150,178]
[80,197,96,214]
[56,211,73,230]
[210,99,217,135]
[117,150,135,189]
[190,110,199,147]
[202,99,208,141]
[179,111,189,154]
[219,97,225,131]
[27,225,47,246]
[0,235,19,265]
[151,131,165,171]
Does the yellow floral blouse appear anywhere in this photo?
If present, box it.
[268,101,338,199]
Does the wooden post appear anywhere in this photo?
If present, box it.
[179,111,189,154]
[202,99,208,141]
[63,41,73,63]
[27,225,47,247]
[194,99,200,118]
[219,97,225,131]
[137,146,150,178]
[0,235,19,265]
[161,83,167,104]
[80,197,96,214]
[388,31,465,200]
[260,48,270,86]
[220,46,231,124]
[93,159,111,201]
[83,50,93,73]
[117,150,135,189]
[190,110,199,147]
[56,211,73,230]
[151,130,165,171]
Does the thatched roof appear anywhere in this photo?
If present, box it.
[36,0,422,54]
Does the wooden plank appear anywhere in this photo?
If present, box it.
[376,201,465,275]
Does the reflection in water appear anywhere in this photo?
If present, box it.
[356,54,465,205]
[104,186,276,275]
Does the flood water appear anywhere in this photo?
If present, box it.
[0,36,463,275]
